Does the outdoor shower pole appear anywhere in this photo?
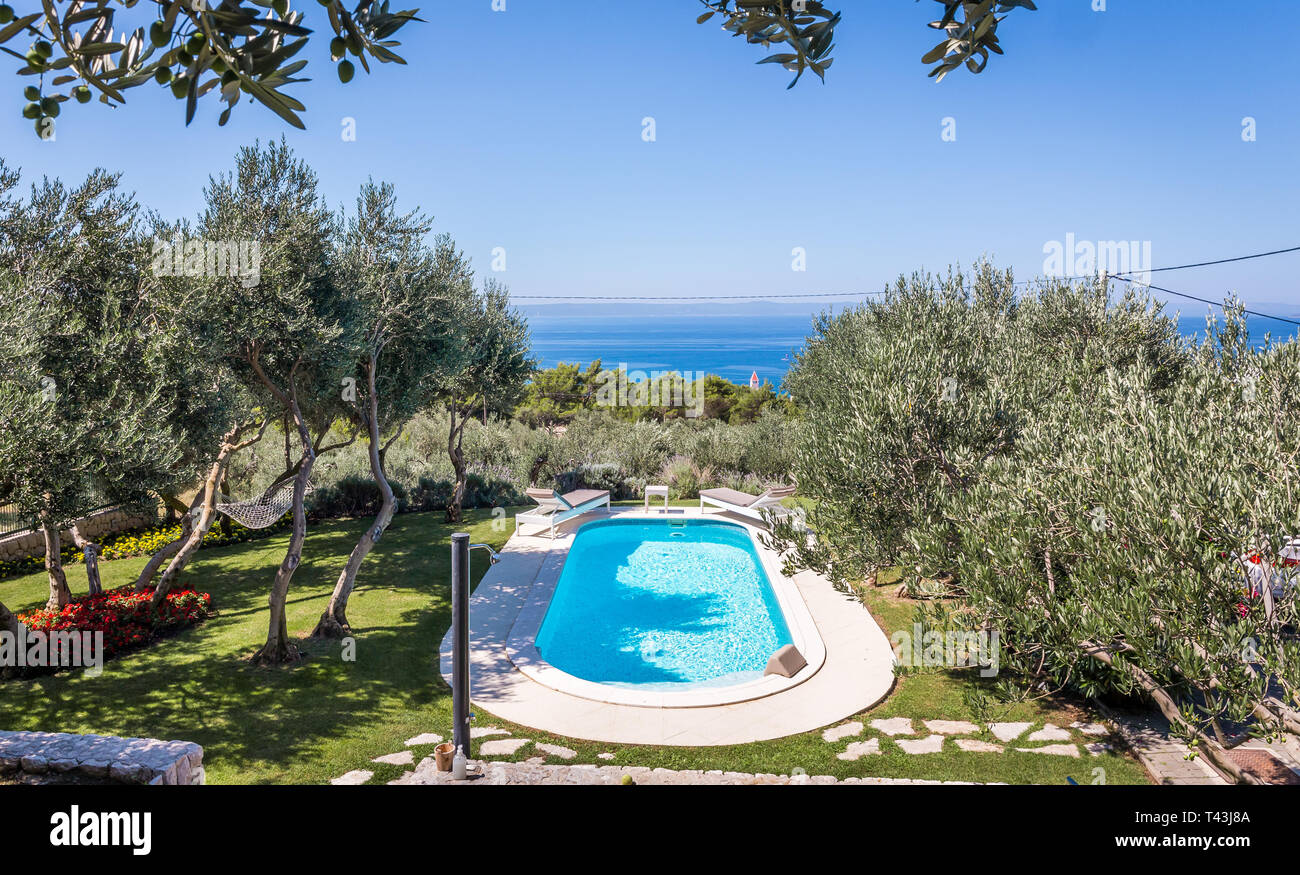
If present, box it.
[450,532,471,759]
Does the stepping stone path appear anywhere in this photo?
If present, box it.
[536,743,577,760]
[1027,723,1072,742]
[822,721,863,743]
[837,739,881,761]
[331,769,373,785]
[924,720,979,735]
[870,718,915,736]
[337,715,1134,786]
[1016,744,1079,758]
[896,735,945,755]
[391,760,1004,786]
[1071,722,1110,737]
[988,722,1034,742]
[471,727,510,739]
[479,738,531,757]
[405,733,444,747]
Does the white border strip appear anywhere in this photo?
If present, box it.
[505,509,826,708]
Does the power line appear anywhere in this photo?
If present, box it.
[509,243,1300,305]
[1112,244,1300,277]
[1109,275,1300,328]
[511,291,886,301]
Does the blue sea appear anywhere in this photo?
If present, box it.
[522,303,1300,387]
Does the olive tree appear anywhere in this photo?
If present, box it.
[442,278,532,524]
[311,180,467,638]
[0,161,182,609]
[936,304,1300,783]
[190,138,353,664]
[3,0,419,134]
[133,215,272,605]
[773,266,1183,591]
[3,1,1038,134]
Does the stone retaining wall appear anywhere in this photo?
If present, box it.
[0,730,204,785]
[0,505,164,562]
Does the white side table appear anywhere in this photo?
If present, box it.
[644,484,669,514]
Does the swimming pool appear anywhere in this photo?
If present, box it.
[533,517,794,690]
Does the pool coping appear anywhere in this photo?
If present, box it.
[439,505,897,746]
[503,513,827,708]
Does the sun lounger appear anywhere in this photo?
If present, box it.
[698,484,796,523]
[515,487,611,538]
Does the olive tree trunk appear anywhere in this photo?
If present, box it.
[248,359,314,667]
[133,493,197,592]
[41,516,71,611]
[152,418,268,610]
[0,597,22,638]
[69,522,102,596]
[445,405,470,524]
[1081,640,1262,785]
[312,358,394,638]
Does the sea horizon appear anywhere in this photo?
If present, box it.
[521,303,1300,385]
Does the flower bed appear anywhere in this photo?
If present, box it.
[14,585,213,668]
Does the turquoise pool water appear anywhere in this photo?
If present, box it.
[534,517,793,689]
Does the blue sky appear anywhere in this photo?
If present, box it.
[3,0,1298,317]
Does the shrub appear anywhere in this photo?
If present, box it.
[659,455,714,500]
[556,463,628,498]
[409,476,454,512]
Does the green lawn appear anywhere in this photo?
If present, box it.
[0,503,1152,784]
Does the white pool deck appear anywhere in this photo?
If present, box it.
[438,506,896,746]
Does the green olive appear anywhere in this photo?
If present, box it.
[24,85,40,101]
[22,101,40,119]
[171,76,189,99]
[73,86,92,104]
[150,21,169,48]
[40,97,59,117]
[33,41,53,59]
[154,66,172,85]
[337,59,354,83]
[330,37,346,58]
[0,5,15,24]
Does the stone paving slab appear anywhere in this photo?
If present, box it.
[405,733,444,746]
[988,722,1033,742]
[837,739,881,760]
[389,757,1003,786]
[924,720,979,735]
[896,735,945,754]
[0,730,204,785]
[870,717,915,736]
[331,769,373,785]
[822,721,862,742]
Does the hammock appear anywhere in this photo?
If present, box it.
[216,479,315,529]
